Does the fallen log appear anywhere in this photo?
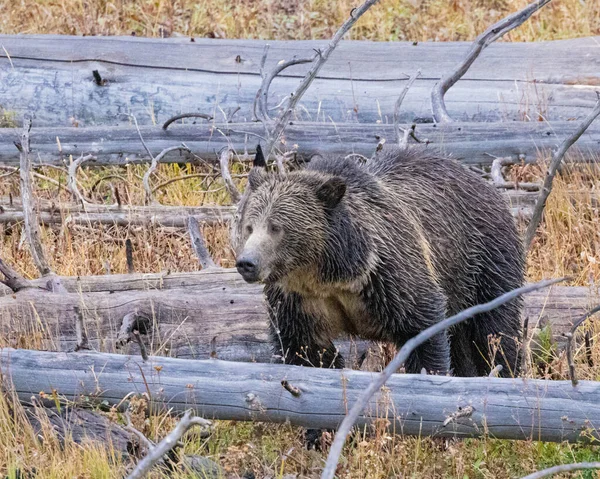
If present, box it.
[0,121,599,167]
[0,203,235,227]
[0,35,598,127]
[0,189,544,226]
[0,267,595,361]
[2,348,599,443]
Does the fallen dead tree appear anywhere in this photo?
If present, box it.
[0,35,597,127]
[1,348,599,443]
[0,120,598,167]
[0,189,550,226]
[0,267,595,361]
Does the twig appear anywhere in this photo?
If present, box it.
[521,315,530,376]
[262,0,383,161]
[524,92,600,250]
[584,331,593,367]
[321,277,566,479]
[18,118,51,276]
[124,411,155,450]
[219,148,241,203]
[490,157,540,191]
[152,172,247,194]
[142,145,191,204]
[431,0,550,123]
[488,365,503,377]
[131,115,155,161]
[126,239,134,274]
[133,331,148,361]
[0,257,29,291]
[67,154,97,205]
[520,462,600,479]
[126,410,211,479]
[565,304,600,386]
[188,216,216,269]
[394,70,420,148]
[162,112,213,130]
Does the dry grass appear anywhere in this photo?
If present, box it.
[0,0,597,41]
[1,0,600,478]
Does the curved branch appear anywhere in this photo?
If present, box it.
[394,70,420,148]
[162,113,213,131]
[219,148,241,203]
[431,0,550,123]
[67,154,97,205]
[188,216,217,269]
[263,0,383,160]
[520,462,600,479]
[142,145,190,204]
[565,304,600,386]
[321,277,567,479]
[524,92,600,250]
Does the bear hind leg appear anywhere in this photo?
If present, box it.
[401,330,451,375]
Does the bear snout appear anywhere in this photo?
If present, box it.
[236,256,260,283]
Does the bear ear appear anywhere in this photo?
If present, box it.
[253,144,266,168]
[248,166,268,191]
[315,177,346,209]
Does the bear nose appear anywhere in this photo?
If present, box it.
[236,257,259,282]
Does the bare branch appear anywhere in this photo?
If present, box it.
[520,462,600,479]
[142,145,190,204]
[126,410,211,479]
[219,148,241,203]
[0,257,29,291]
[321,277,567,479]
[524,92,600,250]
[255,55,314,126]
[18,118,51,276]
[565,304,600,386]
[263,0,382,160]
[490,157,540,191]
[188,216,216,269]
[431,0,550,123]
[67,154,96,205]
[162,112,212,131]
[394,70,420,148]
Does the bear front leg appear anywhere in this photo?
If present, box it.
[264,284,344,368]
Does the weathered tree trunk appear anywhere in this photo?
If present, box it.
[0,189,549,226]
[0,268,593,362]
[3,348,599,442]
[0,35,597,127]
[0,121,598,167]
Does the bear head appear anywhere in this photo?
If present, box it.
[235,166,346,284]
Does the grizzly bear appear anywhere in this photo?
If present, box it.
[233,145,524,377]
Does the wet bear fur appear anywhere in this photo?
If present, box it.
[233,145,524,377]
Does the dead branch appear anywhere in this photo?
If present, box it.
[219,148,241,203]
[565,304,600,386]
[67,154,97,205]
[188,216,217,269]
[431,0,550,123]
[394,70,420,148]
[142,145,190,204]
[126,410,212,479]
[524,92,600,250]
[490,157,540,191]
[18,118,51,276]
[162,112,212,131]
[0,257,29,291]
[520,462,600,479]
[73,306,90,352]
[262,0,382,161]
[321,277,566,479]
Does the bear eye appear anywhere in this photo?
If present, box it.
[269,222,282,235]
[245,225,253,235]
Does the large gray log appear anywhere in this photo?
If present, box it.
[2,348,599,442]
[0,35,598,127]
[0,267,592,361]
[0,121,599,166]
